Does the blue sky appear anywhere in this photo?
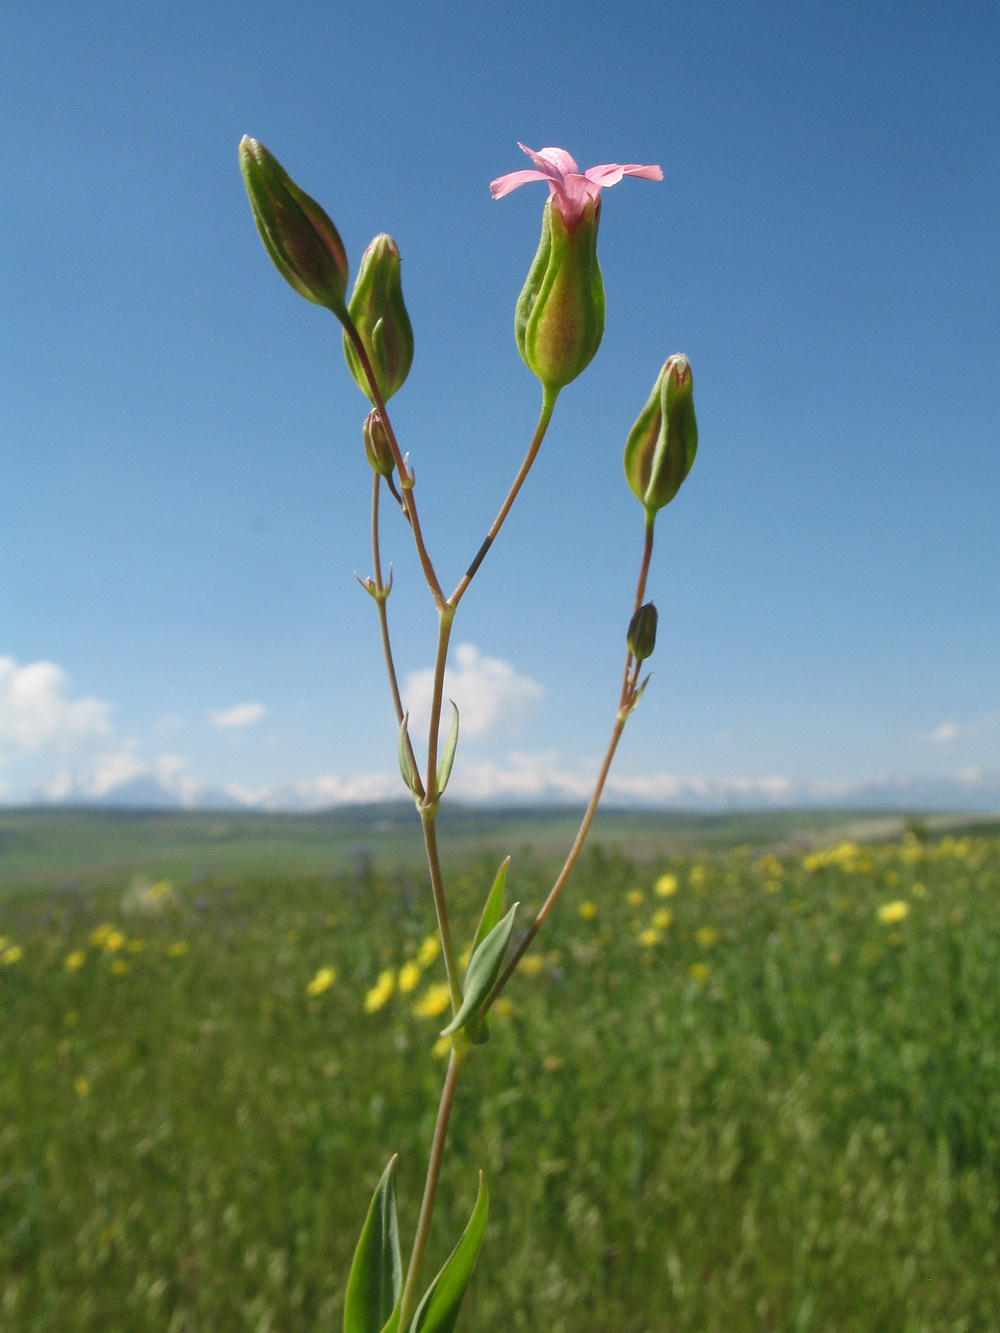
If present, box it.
[2,0,998,809]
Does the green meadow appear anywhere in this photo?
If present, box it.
[2,807,1000,1330]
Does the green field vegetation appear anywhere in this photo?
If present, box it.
[2,814,1000,1330]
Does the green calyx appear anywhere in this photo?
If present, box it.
[343,235,414,404]
[238,137,349,317]
[515,197,605,391]
[623,355,698,516]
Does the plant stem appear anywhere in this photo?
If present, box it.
[342,319,446,608]
[485,515,657,1007]
[397,1045,468,1332]
[370,473,424,796]
[448,385,559,608]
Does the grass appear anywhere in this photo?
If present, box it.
[1,815,1000,1329]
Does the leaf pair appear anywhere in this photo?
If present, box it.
[441,858,517,1043]
[344,1157,488,1333]
[398,703,460,807]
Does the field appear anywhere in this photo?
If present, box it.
[2,807,1000,1331]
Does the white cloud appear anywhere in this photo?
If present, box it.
[926,721,960,743]
[210,702,268,730]
[0,657,113,762]
[402,644,543,741]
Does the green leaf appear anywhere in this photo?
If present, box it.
[436,701,459,797]
[440,903,517,1037]
[466,857,509,1044]
[344,1156,402,1333]
[408,1172,489,1333]
[397,715,422,800]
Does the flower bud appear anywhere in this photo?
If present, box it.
[342,235,414,404]
[627,602,658,661]
[623,355,698,515]
[515,197,605,391]
[239,137,349,316]
[363,410,395,476]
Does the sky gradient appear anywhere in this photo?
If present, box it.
[2,0,998,809]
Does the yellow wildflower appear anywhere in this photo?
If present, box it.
[416,934,440,968]
[364,968,396,1013]
[74,1076,90,1098]
[578,901,598,920]
[102,930,126,953]
[636,928,661,947]
[688,961,710,982]
[518,954,545,977]
[64,951,86,972]
[877,900,910,924]
[495,997,517,1018]
[110,959,128,976]
[398,961,422,993]
[651,908,673,930]
[412,983,451,1019]
[695,926,718,947]
[431,1035,451,1059]
[2,945,24,964]
[626,889,645,907]
[655,873,678,897]
[89,924,116,947]
[306,966,337,996]
[166,941,189,957]
[689,865,707,889]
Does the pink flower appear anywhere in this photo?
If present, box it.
[491,143,663,229]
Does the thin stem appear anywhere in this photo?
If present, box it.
[397,1045,468,1332]
[448,384,559,608]
[421,810,464,1011]
[343,320,445,608]
[485,515,657,1008]
[370,473,424,797]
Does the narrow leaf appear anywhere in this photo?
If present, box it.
[466,857,510,1044]
[440,903,518,1037]
[344,1156,402,1333]
[408,1172,489,1333]
[397,714,422,799]
[436,701,460,796]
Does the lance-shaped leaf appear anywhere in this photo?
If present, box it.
[407,1172,489,1333]
[397,714,422,800]
[465,858,509,1044]
[344,1156,402,1333]
[436,702,459,797]
[440,903,518,1037]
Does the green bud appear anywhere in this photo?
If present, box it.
[515,197,605,391]
[627,602,658,661]
[238,137,349,316]
[342,234,414,404]
[362,410,395,477]
[623,355,698,515]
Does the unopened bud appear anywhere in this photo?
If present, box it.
[343,235,414,403]
[627,602,658,661]
[515,197,605,391]
[363,410,395,476]
[239,137,349,316]
[623,355,697,515]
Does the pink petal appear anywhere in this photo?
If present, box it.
[517,143,580,181]
[584,162,664,188]
[490,168,548,199]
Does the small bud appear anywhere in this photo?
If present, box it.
[342,235,414,403]
[362,410,395,476]
[239,137,349,316]
[515,197,605,391]
[623,355,698,515]
[627,602,658,661]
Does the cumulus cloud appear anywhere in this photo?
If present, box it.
[0,657,113,762]
[210,702,268,730]
[403,644,543,740]
[926,722,960,743]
